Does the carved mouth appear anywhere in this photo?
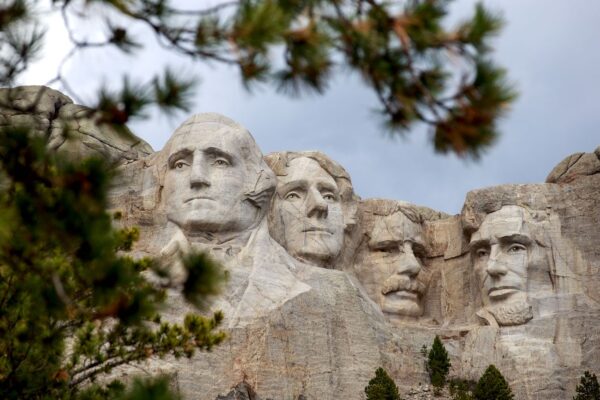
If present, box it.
[385,289,419,301]
[488,286,520,299]
[303,227,333,234]
[184,196,214,203]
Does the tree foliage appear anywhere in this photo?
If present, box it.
[0,0,516,159]
[473,365,514,400]
[449,378,476,400]
[365,367,402,400]
[574,371,600,400]
[427,335,451,389]
[0,126,227,399]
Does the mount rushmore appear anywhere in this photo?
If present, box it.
[3,86,600,399]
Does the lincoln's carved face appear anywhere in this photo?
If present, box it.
[470,206,534,326]
[359,212,428,318]
[162,122,259,235]
[270,157,345,266]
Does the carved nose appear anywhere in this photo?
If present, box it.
[486,248,507,277]
[396,243,421,277]
[306,188,328,218]
[190,159,210,188]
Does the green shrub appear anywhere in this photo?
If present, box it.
[365,367,401,400]
[574,371,600,400]
[449,378,476,400]
[428,336,451,389]
[473,365,514,400]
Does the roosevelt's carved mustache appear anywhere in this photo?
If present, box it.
[381,275,426,296]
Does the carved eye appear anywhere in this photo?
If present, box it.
[285,192,301,200]
[213,158,230,167]
[174,161,188,169]
[412,245,426,259]
[322,193,336,201]
[475,248,489,258]
[507,243,526,253]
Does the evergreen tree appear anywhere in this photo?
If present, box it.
[574,371,600,400]
[0,0,516,159]
[0,126,227,399]
[428,335,451,389]
[365,367,402,400]
[473,365,514,400]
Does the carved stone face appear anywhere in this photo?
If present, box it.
[270,157,345,266]
[359,212,428,318]
[163,125,259,234]
[470,206,534,325]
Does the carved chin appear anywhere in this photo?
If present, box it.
[381,294,423,317]
[488,300,533,326]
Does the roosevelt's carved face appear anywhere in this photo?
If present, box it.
[470,206,534,325]
[270,157,345,266]
[163,125,259,234]
[359,212,428,318]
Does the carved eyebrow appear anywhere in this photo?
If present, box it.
[468,238,489,251]
[317,181,339,194]
[368,238,401,250]
[168,148,193,167]
[278,180,308,195]
[498,234,532,246]
[204,147,234,164]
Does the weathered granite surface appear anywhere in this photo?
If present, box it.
[0,86,153,164]
[3,88,599,399]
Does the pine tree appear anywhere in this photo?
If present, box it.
[574,371,600,400]
[473,365,514,400]
[0,0,516,159]
[428,335,451,389]
[365,367,402,400]
[0,126,227,399]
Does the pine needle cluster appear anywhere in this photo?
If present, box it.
[0,126,227,399]
[1,0,517,159]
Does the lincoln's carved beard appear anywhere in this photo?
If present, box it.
[487,298,533,326]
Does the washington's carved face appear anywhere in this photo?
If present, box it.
[470,206,534,325]
[359,212,428,318]
[270,157,345,266]
[163,126,259,234]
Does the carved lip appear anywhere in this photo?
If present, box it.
[184,196,214,203]
[385,289,419,300]
[302,227,333,234]
[488,286,519,298]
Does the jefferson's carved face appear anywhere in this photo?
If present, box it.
[270,157,345,266]
[359,212,428,318]
[470,206,534,325]
[163,125,259,234]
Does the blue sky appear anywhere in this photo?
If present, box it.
[23,0,600,213]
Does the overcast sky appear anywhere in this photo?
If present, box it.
[21,0,600,214]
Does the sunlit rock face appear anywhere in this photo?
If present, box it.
[5,90,600,400]
[353,200,432,321]
[0,86,153,164]
[265,151,358,269]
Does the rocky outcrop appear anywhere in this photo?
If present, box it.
[546,146,600,183]
[0,86,153,165]
[3,91,599,399]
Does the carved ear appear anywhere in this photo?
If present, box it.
[343,201,358,231]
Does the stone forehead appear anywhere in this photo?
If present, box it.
[369,211,423,247]
[278,157,338,185]
[162,113,263,162]
[471,205,532,242]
